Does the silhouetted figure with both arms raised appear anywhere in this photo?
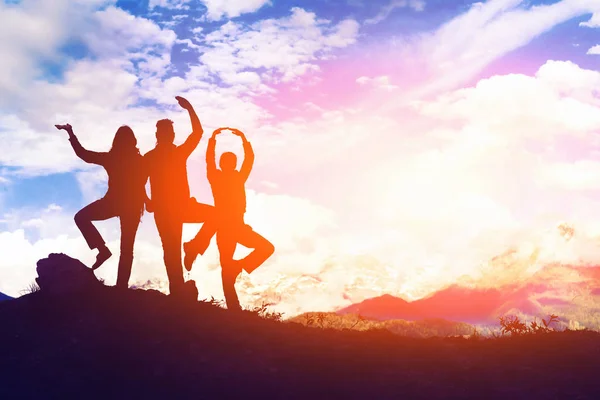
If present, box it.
[55,123,147,288]
[185,127,275,311]
[143,96,217,297]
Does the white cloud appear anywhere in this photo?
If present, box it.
[364,0,426,25]
[580,11,600,27]
[0,4,193,174]
[176,38,202,50]
[413,61,600,137]
[336,59,600,301]
[0,57,160,174]
[0,0,115,107]
[537,161,600,191]
[4,6,353,177]
[260,180,278,189]
[149,0,190,10]
[0,61,276,174]
[199,0,271,21]
[0,189,341,312]
[588,45,600,55]
[404,61,600,214]
[577,8,600,55]
[82,6,177,78]
[0,2,178,130]
[408,0,600,97]
[200,8,360,84]
[0,114,77,174]
[233,60,600,309]
[356,75,398,91]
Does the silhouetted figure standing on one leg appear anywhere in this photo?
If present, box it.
[55,124,147,288]
[185,127,274,310]
[144,96,217,297]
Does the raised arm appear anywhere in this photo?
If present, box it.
[176,96,204,158]
[206,128,225,182]
[55,124,106,166]
[232,129,254,182]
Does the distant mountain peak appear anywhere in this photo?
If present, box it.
[0,292,12,302]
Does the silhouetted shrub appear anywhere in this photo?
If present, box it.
[20,281,40,295]
[248,302,283,322]
[499,314,559,336]
[290,312,475,338]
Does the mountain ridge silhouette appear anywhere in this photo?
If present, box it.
[337,263,600,325]
[338,286,512,323]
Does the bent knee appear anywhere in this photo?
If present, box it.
[74,210,85,224]
[263,240,275,257]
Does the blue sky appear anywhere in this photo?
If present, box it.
[3,0,598,217]
[1,0,599,223]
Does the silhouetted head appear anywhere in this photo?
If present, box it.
[156,119,175,146]
[219,152,237,172]
[111,125,139,155]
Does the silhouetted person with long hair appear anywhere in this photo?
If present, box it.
[55,123,147,288]
[185,128,274,311]
[144,96,216,296]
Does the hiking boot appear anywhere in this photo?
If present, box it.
[92,246,112,271]
[183,241,198,272]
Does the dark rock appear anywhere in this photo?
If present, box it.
[35,253,102,295]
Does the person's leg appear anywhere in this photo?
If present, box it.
[217,229,242,311]
[183,200,218,271]
[183,199,215,224]
[154,211,185,295]
[74,198,116,270]
[115,211,141,289]
[236,224,275,274]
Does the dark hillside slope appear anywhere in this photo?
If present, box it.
[1,286,600,399]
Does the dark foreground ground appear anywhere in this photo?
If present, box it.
[1,287,600,400]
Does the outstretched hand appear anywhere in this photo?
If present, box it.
[211,127,228,138]
[230,128,247,140]
[55,123,73,133]
[55,124,74,138]
[175,96,193,111]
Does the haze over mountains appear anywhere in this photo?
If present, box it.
[336,279,591,328]
[335,224,600,330]
[4,222,600,332]
[281,222,600,330]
